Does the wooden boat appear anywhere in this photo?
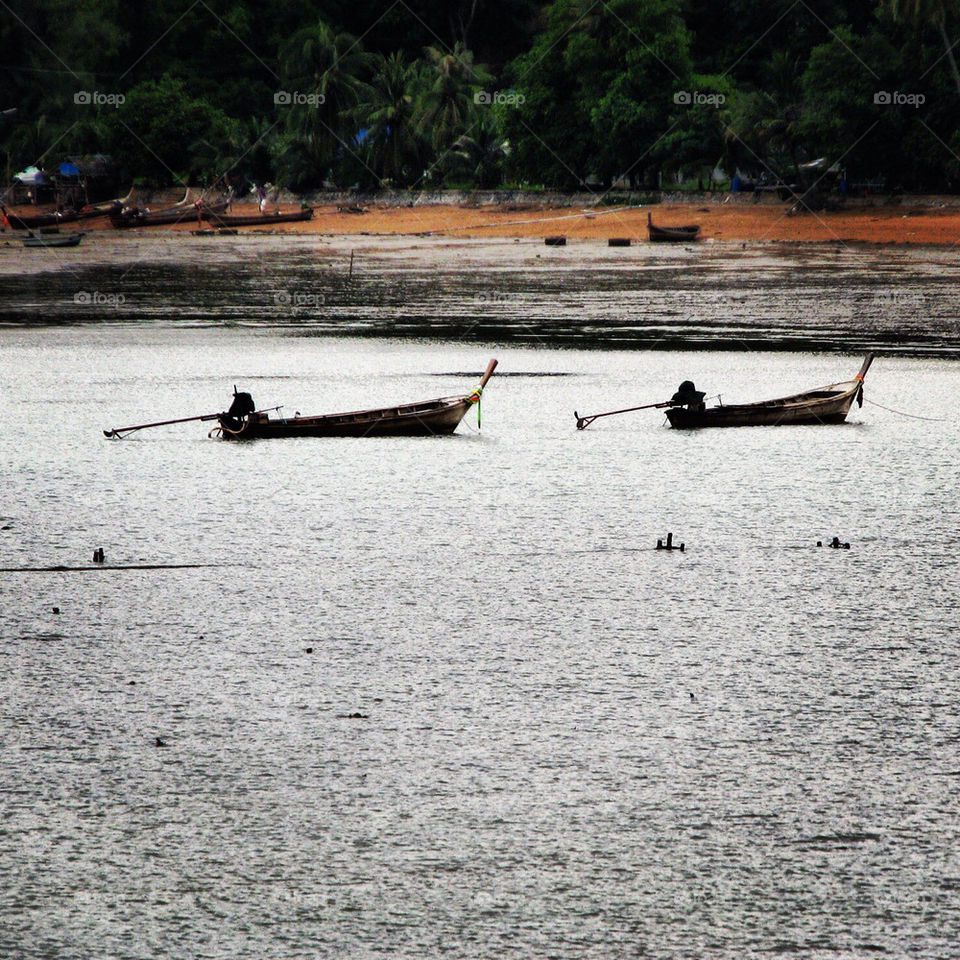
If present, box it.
[110,196,230,228]
[207,207,314,227]
[216,360,498,440]
[2,205,80,229]
[22,231,85,247]
[665,354,874,428]
[77,188,135,220]
[647,211,700,243]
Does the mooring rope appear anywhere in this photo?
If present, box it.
[863,398,947,421]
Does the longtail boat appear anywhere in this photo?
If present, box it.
[665,354,874,428]
[647,211,700,243]
[2,205,80,229]
[110,195,230,228]
[217,360,498,439]
[77,188,135,220]
[104,360,498,440]
[207,207,314,227]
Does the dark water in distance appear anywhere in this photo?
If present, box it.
[2,236,959,958]
[2,233,960,356]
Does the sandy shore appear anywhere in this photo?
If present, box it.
[7,197,960,244]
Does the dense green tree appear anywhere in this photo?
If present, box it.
[108,74,238,185]
[502,0,692,188]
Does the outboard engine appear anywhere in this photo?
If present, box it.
[227,389,256,419]
[669,380,706,411]
[219,387,256,433]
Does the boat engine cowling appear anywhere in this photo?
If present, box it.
[670,380,706,410]
[227,390,256,419]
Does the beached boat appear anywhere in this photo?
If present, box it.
[217,360,498,439]
[2,205,80,229]
[207,207,314,227]
[22,232,85,248]
[110,196,230,228]
[665,354,874,428]
[647,212,700,243]
[77,188,135,220]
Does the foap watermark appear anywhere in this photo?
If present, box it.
[73,291,126,306]
[874,90,925,108]
[872,289,925,310]
[74,90,125,108]
[674,90,725,107]
[274,90,325,107]
[474,90,525,106]
[274,290,325,310]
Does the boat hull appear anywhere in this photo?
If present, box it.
[208,208,314,227]
[666,382,861,428]
[648,224,700,243]
[110,199,229,228]
[218,396,475,439]
[22,232,84,248]
[4,210,80,229]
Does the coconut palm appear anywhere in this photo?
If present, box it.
[451,114,508,187]
[278,20,371,175]
[416,42,492,154]
[354,51,422,185]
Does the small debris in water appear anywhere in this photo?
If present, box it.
[52,606,60,614]
[656,532,684,552]
[155,737,166,747]
[818,537,851,549]
[338,712,368,719]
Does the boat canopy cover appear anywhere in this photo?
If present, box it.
[14,165,49,184]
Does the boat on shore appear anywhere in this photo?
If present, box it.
[665,354,874,428]
[2,206,80,229]
[207,207,314,227]
[22,231,85,248]
[109,190,230,228]
[77,188,135,220]
[216,360,498,439]
[647,212,700,243]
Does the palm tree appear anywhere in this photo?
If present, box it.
[278,20,370,175]
[355,52,422,185]
[887,0,960,97]
[451,114,508,187]
[416,42,492,154]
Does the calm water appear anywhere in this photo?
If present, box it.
[2,235,959,959]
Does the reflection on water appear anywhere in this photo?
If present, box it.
[2,233,959,355]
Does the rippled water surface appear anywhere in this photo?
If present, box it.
[2,232,960,355]
[2,235,959,959]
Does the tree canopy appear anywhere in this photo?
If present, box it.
[1,0,957,193]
